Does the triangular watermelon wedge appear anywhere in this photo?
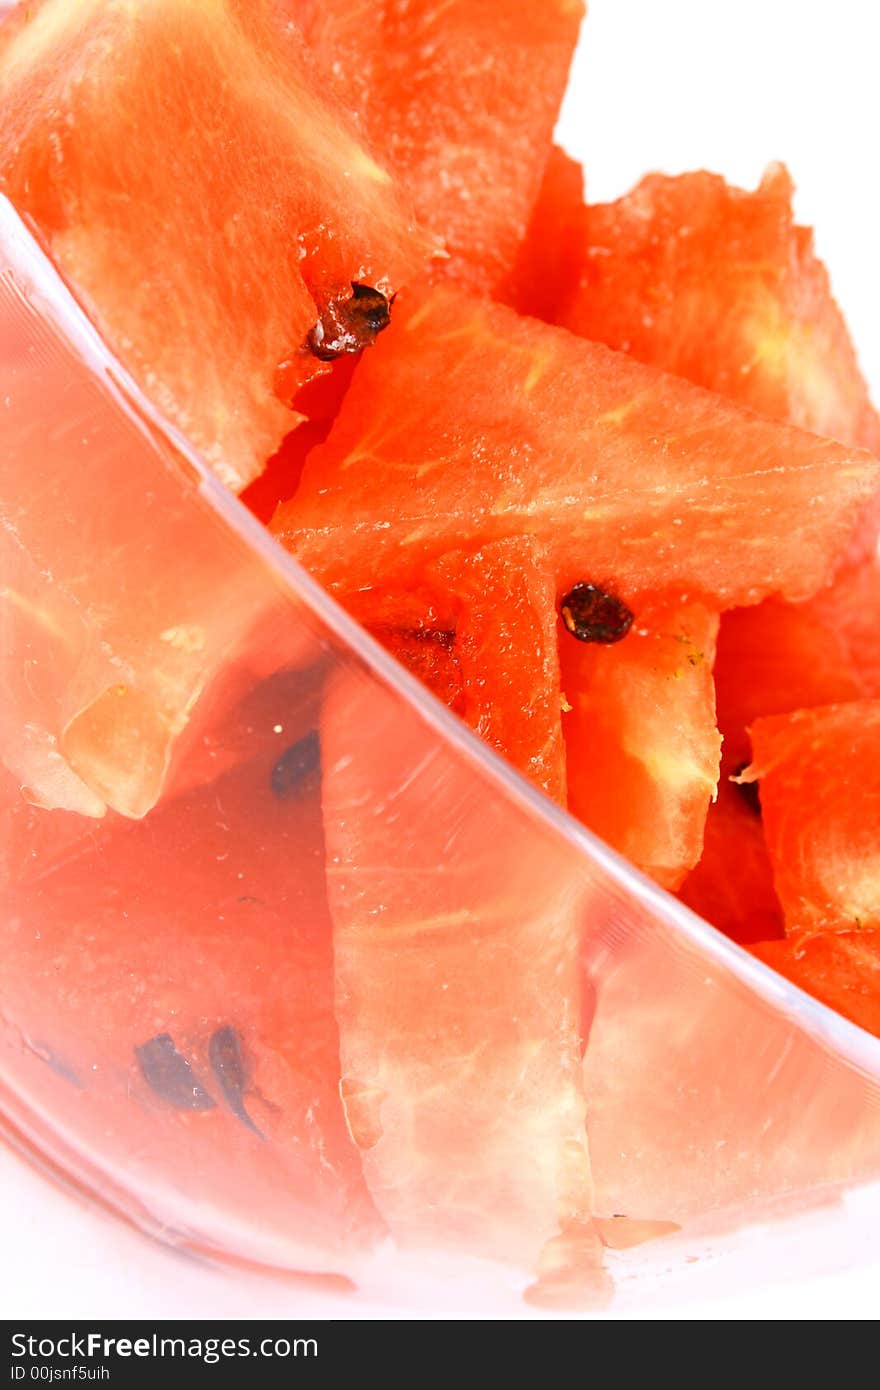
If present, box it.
[0,0,426,490]
[0,198,319,820]
[321,666,599,1278]
[289,0,585,291]
[560,165,880,456]
[275,287,878,608]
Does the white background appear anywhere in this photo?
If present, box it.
[2,0,880,1322]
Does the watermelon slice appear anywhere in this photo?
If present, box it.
[0,204,321,819]
[752,932,880,1040]
[274,287,879,607]
[293,1,584,291]
[0,669,383,1271]
[0,0,425,490]
[562,597,720,889]
[745,703,880,934]
[560,165,880,456]
[372,0,584,291]
[321,666,598,1274]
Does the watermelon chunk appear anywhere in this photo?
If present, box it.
[321,667,597,1272]
[274,287,879,607]
[560,162,880,953]
[0,670,383,1271]
[0,206,322,819]
[293,0,584,290]
[752,932,880,1040]
[745,703,880,933]
[562,597,720,889]
[560,166,880,456]
[0,0,425,490]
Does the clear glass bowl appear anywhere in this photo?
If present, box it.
[2,195,880,1314]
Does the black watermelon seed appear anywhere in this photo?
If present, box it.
[306,282,393,362]
[560,583,634,644]
[136,1034,216,1111]
[350,281,395,332]
[732,764,762,816]
[271,728,320,800]
[208,1026,264,1139]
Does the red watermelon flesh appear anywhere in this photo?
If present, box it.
[714,596,866,772]
[240,421,329,527]
[0,777,94,902]
[501,145,587,323]
[246,357,362,524]
[560,166,880,458]
[343,586,467,717]
[348,541,566,800]
[320,667,597,1271]
[0,669,383,1270]
[0,0,425,491]
[274,286,879,608]
[370,626,465,718]
[806,555,880,699]
[282,1,378,119]
[346,584,466,716]
[0,231,321,821]
[752,932,880,1040]
[687,558,880,946]
[677,778,785,946]
[428,541,567,803]
[562,597,720,889]
[290,0,584,291]
[745,703,880,933]
[0,657,326,892]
